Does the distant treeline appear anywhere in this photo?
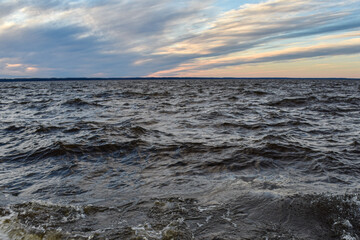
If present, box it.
[0,77,359,82]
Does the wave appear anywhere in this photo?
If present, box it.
[62,98,101,107]
[2,79,360,239]
[323,96,360,105]
[268,96,318,107]
[121,90,171,99]
[35,125,64,133]
[244,90,269,96]
[1,193,359,239]
[195,140,317,173]
[4,125,26,132]
[1,140,147,163]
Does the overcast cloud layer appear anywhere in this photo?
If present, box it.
[0,0,359,78]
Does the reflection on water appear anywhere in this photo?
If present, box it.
[1,79,360,239]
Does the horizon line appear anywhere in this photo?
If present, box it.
[1,77,360,82]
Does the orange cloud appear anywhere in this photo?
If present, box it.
[26,67,38,72]
[6,63,23,68]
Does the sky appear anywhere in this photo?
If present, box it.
[0,0,360,78]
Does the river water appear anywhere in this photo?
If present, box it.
[1,79,360,239]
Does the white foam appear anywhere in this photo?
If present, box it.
[0,231,10,240]
[0,208,16,240]
[342,234,356,240]
[132,217,186,240]
[343,220,353,229]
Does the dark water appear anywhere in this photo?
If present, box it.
[1,79,360,240]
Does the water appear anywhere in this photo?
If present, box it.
[0,79,360,239]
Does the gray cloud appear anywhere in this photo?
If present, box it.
[0,2,16,18]
[281,20,360,40]
[148,0,360,76]
[0,0,214,77]
[0,0,359,77]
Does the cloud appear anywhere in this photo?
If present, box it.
[0,0,215,77]
[317,30,360,40]
[148,0,360,76]
[79,0,214,54]
[0,58,39,77]
[0,0,359,77]
[149,39,360,76]
[154,0,359,57]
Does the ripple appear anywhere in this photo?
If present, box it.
[62,98,101,107]
[1,79,360,239]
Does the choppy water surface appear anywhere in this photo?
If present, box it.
[1,79,360,239]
